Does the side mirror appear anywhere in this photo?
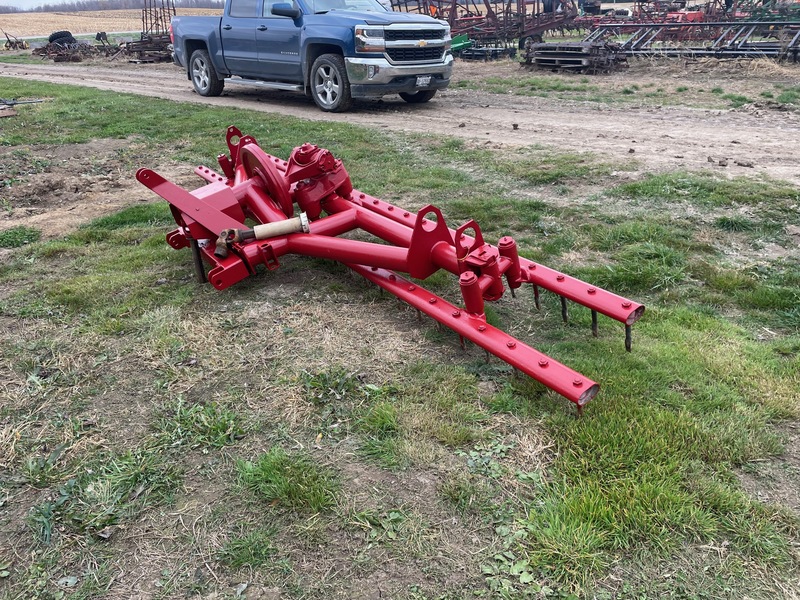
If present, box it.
[272,3,302,18]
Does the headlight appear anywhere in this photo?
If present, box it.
[355,25,385,53]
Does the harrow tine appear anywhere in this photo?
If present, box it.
[510,287,516,299]
[625,325,632,352]
[591,310,598,338]
[560,296,568,324]
[533,285,541,310]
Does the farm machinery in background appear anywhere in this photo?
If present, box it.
[523,0,800,70]
[2,30,28,51]
[120,0,176,62]
[390,0,581,58]
[389,0,798,62]
[31,0,176,63]
[137,127,645,414]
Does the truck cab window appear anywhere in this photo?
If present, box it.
[311,0,385,11]
[230,0,258,17]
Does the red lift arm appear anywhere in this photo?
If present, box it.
[137,127,644,411]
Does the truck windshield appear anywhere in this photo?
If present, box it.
[310,0,388,13]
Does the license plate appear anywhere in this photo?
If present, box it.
[415,75,432,87]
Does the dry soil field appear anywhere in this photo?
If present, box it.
[0,8,222,38]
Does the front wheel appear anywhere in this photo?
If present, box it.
[310,54,352,112]
[190,49,224,97]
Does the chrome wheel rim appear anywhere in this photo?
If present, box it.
[313,64,339,108]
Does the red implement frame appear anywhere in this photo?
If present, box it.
[137,127,644,411]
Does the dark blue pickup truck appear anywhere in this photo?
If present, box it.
[170,0,453,112]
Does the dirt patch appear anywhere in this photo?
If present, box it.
[0,139,201,240]
[737,422,800,518]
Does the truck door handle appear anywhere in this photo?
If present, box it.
[222,24,232,30]
[257,25,268,31]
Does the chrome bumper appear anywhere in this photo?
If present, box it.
[345,54,454,87]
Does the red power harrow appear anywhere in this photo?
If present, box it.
[137,126,644,412]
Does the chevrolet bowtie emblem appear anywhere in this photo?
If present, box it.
[418,40,427,47]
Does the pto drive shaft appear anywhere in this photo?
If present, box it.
[215,213,310,257]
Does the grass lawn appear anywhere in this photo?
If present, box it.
[0,76,798,600]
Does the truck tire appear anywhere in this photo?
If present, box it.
[48,30,72,43]
[50,35,77,47]
[310,54,352,112]
[190,49,224,97]
[399,90,436,104]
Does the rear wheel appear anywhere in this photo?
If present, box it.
[399,90,437,104]
[190,49,224,97]
[310,54,352,112]
[518,34,543,50]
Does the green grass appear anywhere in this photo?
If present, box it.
[574,242,688,294]
[722,93,753,108]
[462,71,768,110]
[484,75,597,96]
[608,172,800,207]
[775,86,800,105]
[155,398,245,449]
[217,526,278,569]
[714,215,756,232]
[0,225,41,248]
[356,400,407,469]
[1,76,799,600]
[237,447,341,513]
[27,446,181,543]
[0,53,44,64]
[586,220,690,251]
[300,367,363,407]
[434,138,620,185]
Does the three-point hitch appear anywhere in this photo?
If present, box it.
[137,127,644,413]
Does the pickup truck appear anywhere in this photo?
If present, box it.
[170,0,453,112]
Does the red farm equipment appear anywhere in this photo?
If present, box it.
[391,0,580,49]
[137,127,645,413]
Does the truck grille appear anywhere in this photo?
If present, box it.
[386,47,446,62]
[384,29,444,41]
